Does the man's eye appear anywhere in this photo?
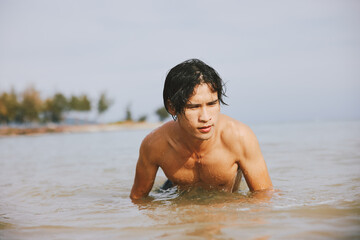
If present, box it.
[187,106,198,109]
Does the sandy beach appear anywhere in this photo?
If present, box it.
[0,122,161,136]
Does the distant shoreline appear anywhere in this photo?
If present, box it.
[0,122,162,136]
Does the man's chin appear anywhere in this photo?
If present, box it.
[194,131,214,141]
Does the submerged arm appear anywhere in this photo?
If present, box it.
[238,125,273,193]
[130,141,159,200]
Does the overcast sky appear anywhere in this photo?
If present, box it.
[0,0,359,124]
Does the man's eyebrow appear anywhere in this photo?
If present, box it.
[186,102,200,107]
[207,99,219,104]
[186,99,218,106]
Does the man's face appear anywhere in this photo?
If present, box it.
[177,83,220,141]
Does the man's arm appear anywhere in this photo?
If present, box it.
[238,125,273,192]
[130,141,159,200]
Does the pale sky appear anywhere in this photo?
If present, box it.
[0,0,359,123]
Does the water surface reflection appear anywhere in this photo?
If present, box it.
[0,121,359,239]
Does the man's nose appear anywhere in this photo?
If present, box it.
[199,107,211,122]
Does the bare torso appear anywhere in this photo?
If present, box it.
[149,115,245,192]
[130,114,272,200]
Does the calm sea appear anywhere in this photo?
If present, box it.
[0,121,359,240]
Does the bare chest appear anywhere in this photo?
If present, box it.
[160,149,239,190]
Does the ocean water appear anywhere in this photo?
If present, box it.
[0,121,359,240]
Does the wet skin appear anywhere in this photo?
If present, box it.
[130,84,273,200]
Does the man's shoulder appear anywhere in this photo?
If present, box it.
[219,114,252,136]
[218,114,256,146]
[140,121,173,153]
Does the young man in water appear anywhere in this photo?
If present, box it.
[130,59,273,200]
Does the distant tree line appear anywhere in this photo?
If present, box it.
[120,104,169,123]
[0,86,112,124]
[0,86,171,125]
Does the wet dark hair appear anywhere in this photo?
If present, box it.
[163,58,227,117]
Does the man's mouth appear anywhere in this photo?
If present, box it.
[198,125,212,133]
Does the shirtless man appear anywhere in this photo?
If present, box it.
[130,59,273,200]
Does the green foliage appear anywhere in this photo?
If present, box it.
[97,92,113,115]
[43,93,69,123]
[69,95,91,111]
[0,87,146,125]
[155,106,169,122]
[53,93,69,112]
[0,87,94,124]
[79,95,91,111]
[0,86,43,123]
[21,86,43,123]
[69,96,80,111]
[137,115,147,122]
[0,89,20,123]
[125,104,132,121]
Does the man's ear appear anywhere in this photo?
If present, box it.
[166,100,176,116]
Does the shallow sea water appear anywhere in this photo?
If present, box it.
[0,121,359,240]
